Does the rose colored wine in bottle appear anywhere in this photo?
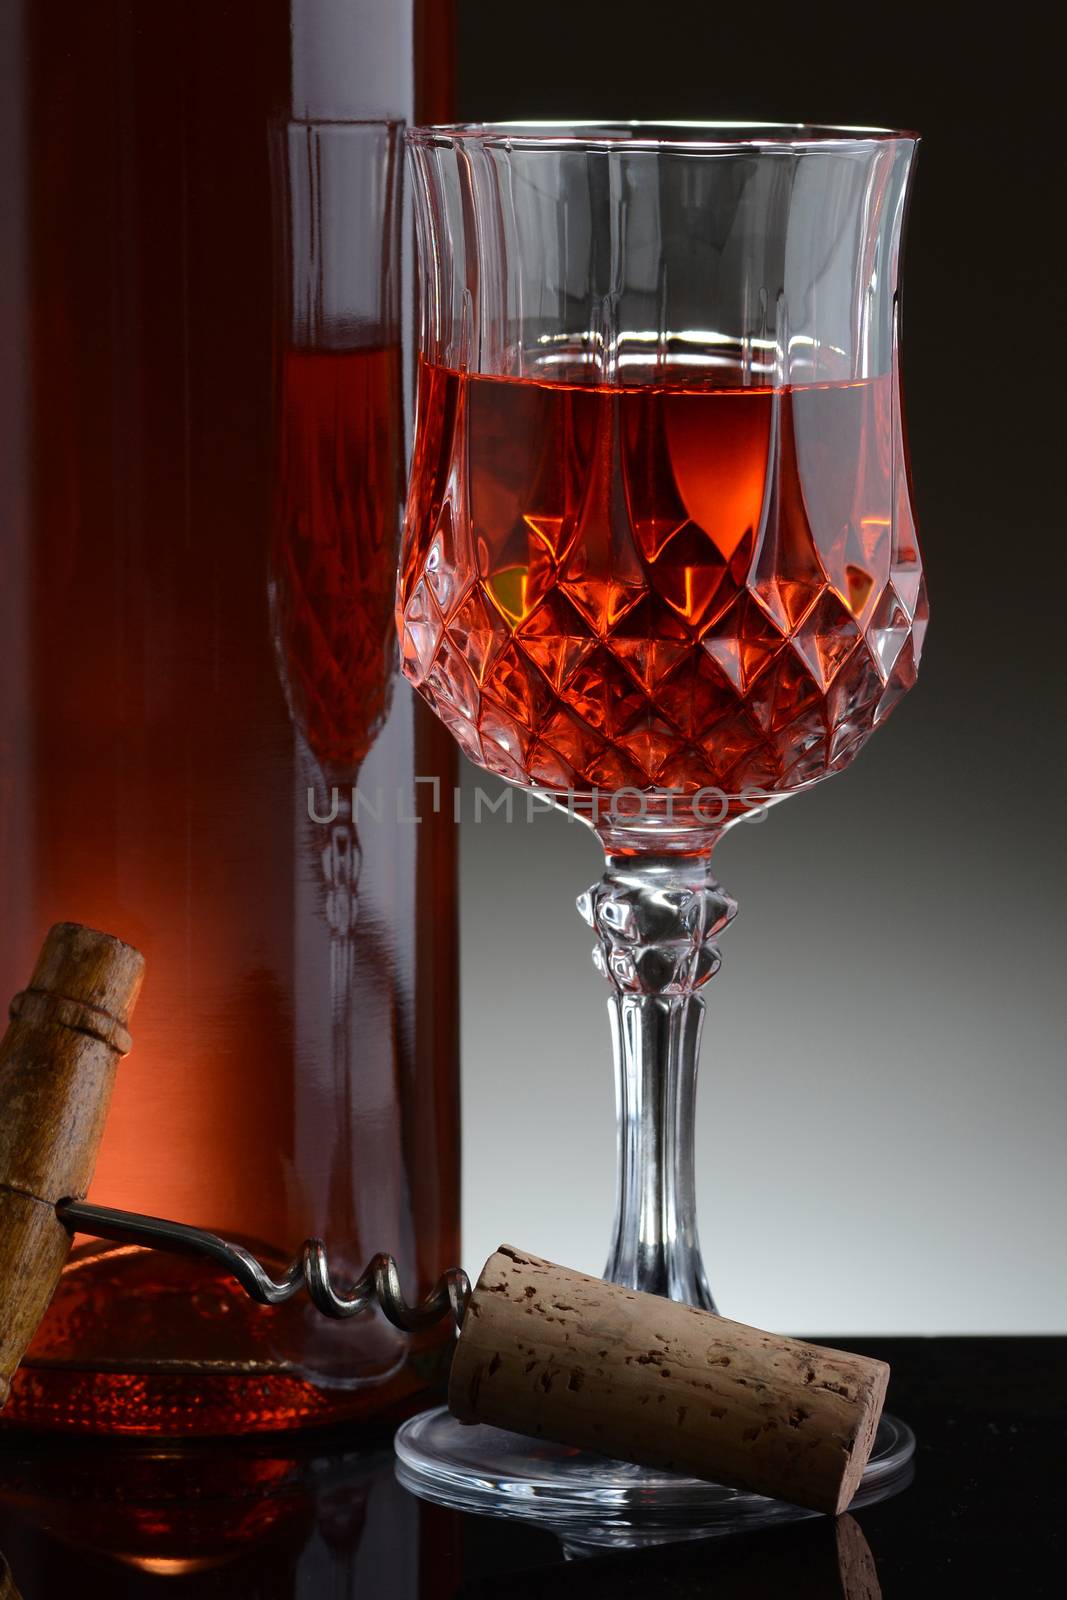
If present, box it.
[0,0,459,1434]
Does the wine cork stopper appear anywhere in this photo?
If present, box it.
[0,923,145,1408]
[450,1246,889,1516]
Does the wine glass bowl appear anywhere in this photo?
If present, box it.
[399,360,926,842]
[399,121,926,851]
[395,121,924,1537]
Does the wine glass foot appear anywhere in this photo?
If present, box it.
[394,1407,915,1550]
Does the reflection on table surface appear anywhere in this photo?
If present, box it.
[0,1425,880,1598]
[460,1515,879,1599]
[0,1338,1063,1595]
[0,1430,461,1597]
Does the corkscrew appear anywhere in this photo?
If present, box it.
[0,923,894,1518]
[54,1199,471,1333]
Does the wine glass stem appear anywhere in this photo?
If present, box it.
[577,853,737,1313]
[605,989,713,1309]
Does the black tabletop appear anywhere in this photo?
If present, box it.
[0,1337,1061,1597]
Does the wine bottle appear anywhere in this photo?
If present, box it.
[0,0,458,1435]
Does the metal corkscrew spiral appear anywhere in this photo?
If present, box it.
[57,1200,471,1333]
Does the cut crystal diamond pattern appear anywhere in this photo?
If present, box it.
[701,593,783,696]
[579,863,738,996]
[868,582,912,683]
[446,589,502,686]
[398,363,926,821]
[791,588,862,691]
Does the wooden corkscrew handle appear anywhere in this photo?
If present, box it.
[0,922,144,1408]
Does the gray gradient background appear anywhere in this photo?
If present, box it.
[450,1,1066,1332]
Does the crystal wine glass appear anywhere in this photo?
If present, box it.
[395,122,925,1540]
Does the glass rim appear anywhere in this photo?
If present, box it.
[405,119,919,152]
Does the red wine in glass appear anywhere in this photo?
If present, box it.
[401,353,926,822]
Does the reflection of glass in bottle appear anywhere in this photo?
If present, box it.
[0,1,459,1434]
[271,343,403,772]
[270,117,406,776]
[269,117,422,1323]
